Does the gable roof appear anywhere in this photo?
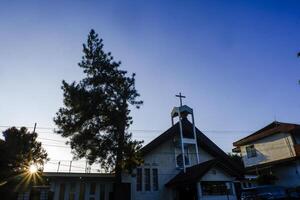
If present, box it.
[233,121,300,147]
[165,159,241,187]
[141,118,244,174]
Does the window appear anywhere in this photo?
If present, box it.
[90,183,96,195]
[152,168,158,191]
[136,168,142,191]
[144,168,151,191]
[99,184,105,200]
[59,183,65,200]
[79,183,85,200]
[201,181,232,195]
[176,145,190,168]
[246,145,257,158]
[88,182,96,200]
[69,183,76,200]
[185,145,190,164]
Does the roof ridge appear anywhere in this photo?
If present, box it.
[234,121,300,146]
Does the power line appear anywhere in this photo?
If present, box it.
[43,144,70,148]
[38,137,67,143]
[0,125,55,130]
[34,134,241,148]
[40,140,291,153]
[0,125,254,133]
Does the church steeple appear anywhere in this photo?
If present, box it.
[171,93,200,173]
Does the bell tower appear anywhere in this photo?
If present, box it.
[172,93,200,173]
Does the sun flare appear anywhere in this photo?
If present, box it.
[28,164,38,174]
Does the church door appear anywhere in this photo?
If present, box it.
[177,184,197,200]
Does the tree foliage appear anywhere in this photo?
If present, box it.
[54,29,143,177]
[0,127,48,173]
[227,153,244,168]
[256,174,278,185]
[0,127,48,199]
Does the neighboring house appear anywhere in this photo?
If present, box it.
[43,105,243,200]
[233,121,300,188]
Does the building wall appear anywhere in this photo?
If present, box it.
[199,167,237,200]
[198,146,214,163]
[201,167,235,182]
[50,180,113,200]
[129,139,180,200]
[127,138,215,200]
[240,132,295,167]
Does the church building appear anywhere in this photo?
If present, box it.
[122,103,243,200]
[45,102,243,200]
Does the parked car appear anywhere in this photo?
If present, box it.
[286,188,300,200]
[241,186,288,200]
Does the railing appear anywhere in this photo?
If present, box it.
[44,160,108,173]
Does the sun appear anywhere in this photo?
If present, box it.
[28,164,38,174]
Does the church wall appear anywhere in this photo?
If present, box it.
[126,136,218,200]
[128,139,178,200]
[201,167,235,181]
[199,167,237,200]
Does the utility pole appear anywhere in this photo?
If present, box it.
[85,161,88,173]
[69,161,72,173]
[57,161,61,172]
[33,122,37,133]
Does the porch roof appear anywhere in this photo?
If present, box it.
[165,159,241,188]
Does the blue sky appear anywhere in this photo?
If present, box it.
[1,0,300,170]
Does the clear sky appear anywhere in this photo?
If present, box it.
[1,0,300,171]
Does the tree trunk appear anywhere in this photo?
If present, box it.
[114,124,125,200]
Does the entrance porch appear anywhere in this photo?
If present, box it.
[166,159,241,200]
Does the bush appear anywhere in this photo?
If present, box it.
[256,174,278,185]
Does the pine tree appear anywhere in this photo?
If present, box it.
[54,29,143,199]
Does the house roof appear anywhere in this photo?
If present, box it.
[141,118,244,175]
[43,172,114,181]
[165,159,241,187]
[233,121,300,147]
[43,172,114,178]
